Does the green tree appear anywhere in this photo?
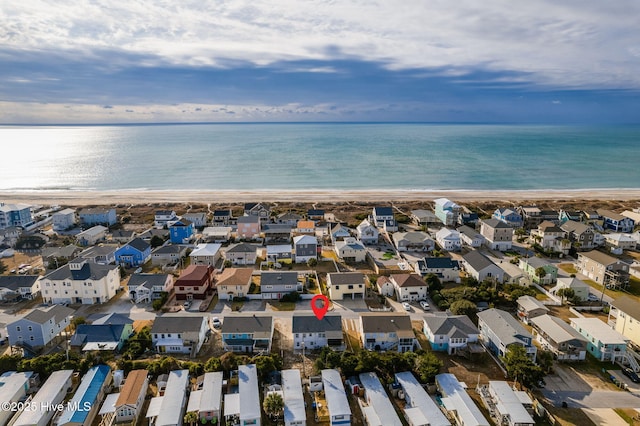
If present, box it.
[449,299,477,317]
[534,267,547,282]
[252,355,282,381]
[306,258,318,268]
[425,274,443,293]
[184,411,199,426]
[502,345,544,388]
[556,288,575,304]
[205,357,222,372]
[536,350,555,374]
[339,352,359,377]
[263,392,284,420]
[413,352,443,384]
[220,352,239,372]
[150,235,165,248]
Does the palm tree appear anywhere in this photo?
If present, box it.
[263,392,284,420]
[184,411,199,426]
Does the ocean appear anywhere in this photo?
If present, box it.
[1,123,639,192]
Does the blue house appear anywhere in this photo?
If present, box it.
[115,238,151,267]
[423,314,480,355]
[221,315,274,353]
[492,208,523,228]
[71,322,134,351]
[6,305,74,350]
[477,308,537,362]
[598,209,635,233]
[169,218,194,244]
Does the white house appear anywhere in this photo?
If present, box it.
[435,228,461,251]
[395,371,450,426]
[76,225,108,246]
[11,370,74,426]
[52,208,76,231]
[151,316,209,357]
[376,276,395,297]
[183,212,208,228]
[321,369,352,426]
[190,243,222,266]
[359,372,403,426]
[414,257,460,282]
[0,275,41,301]
[435,373,490,426]
[41,258,120,304]
[334,238,367,262]
[154,210,178,228]
[127,273,174,303]
[530,315,587,361]
[239,365,261,426]
[146,370,189,426]
[224,243,258,266]
[389,273,427,302]
[359,313,416,352]
[461,250,505,283]
[356,220,379,244]
[282,369,306,426]
[327,272,366,300]
[457,225,485,248]
[0,372,33,426]
[292,314,344,351]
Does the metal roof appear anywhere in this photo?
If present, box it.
[395,371,449,426]
[436,373,489,426]
[12,370,74,426]
[322,369,351,418]
[57,364,111,424]
[282,369,306,425]
[359,372,402,426]
[239,364,260,422]
[155,369,189,426]
[529,315,587,346]
[488,381,534,425]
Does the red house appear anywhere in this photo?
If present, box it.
[174,265,215,300]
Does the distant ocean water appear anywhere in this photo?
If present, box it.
[1,123,639,192]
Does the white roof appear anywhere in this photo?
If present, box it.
[155,369,189,426]
[570,318,628,345]
[437,374,489,426]
[146,396,164,418]
[83,342,119,351]
[203,227,232,236]
[394,372,449,426]
[200,371,223,413]
[239,364,260,422]
[99,393,120,415]
[224,393,241,417]
[187,390,203,413]
[555,277,589,289]
[267,244,292,254]
[359,372,402,426]
[322,369,351,418]
[605,233,636,242]
[434,198,458,209]
[293,235,317,245]
[488,381,534,425]
[530,315,587,345]
[55,208,76,215]
[190,243,222,257]
[282,369,306,425]
[12,370,74,426]
[436,228,460,240]
[0,372,31,404]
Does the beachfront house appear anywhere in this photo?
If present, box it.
[477,308,537,361]
[461,250,504,283]
[308,209,325,222]
[292,314,345,351]
[411,209,440,226]
[372,206,397,232]
[530,315,587,361]
[327,272,366,300]
[76,225,108,246]
[183,212,208,228]
[222,315,274,353]
[434,198,461,227]
[435,228,461,251]
[79,207,117,227]
[52,208,76,231]
[154,210,178,228]
[492,208,523,228]
[115,238,151,268]
[0,203,33,229]
[598,209,635,233]
[151,316,209,357]
[169,218,194,244]
[213,209,234,226]
[479,219,513,251]
[41,258,120,304]
[356,219,379,244]
[576,250,630,289]
[359,313,416,352]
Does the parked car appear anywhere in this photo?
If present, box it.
[402,302,411,311]
[212,317,222,329]
[587,294,600,302]
[622,368,640,383]
[183,301,192,310]
[420,300,430,311]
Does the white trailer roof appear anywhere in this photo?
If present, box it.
[239,364,260,422]
[321,369,350,418]
[282,369,306,425]
[395,371,449,426]
[359,372,402,426]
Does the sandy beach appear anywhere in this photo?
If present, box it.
[2,188,640,205]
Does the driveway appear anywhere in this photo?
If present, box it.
[541,389,640,409]
[582,408,632,426]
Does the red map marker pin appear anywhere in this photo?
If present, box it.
[311,294,329,320]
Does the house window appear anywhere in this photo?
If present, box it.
[16,326,21,332]
[30,336,34,341]
[28,326,32,331]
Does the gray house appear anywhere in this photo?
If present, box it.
[222,315,274,353]
[7,305,74,350]
[260,271,302,300]
[293,235,318,263]
[461,250,505,283]
[0,275,41,301]
[477,308,537,362]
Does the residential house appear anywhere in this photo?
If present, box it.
[151,244,188,266]
[570,317,628,362]
[187,371,223,425]
[395,371,450,426]
[282,369,306,426]
[138,228,169,244]
[392,231,435,252]
[109,229,136,243]
[261,271,301,300]
[320,369,351,426]
[459,212,480,226]
[423,313,481,355]
[113,370,149,424]
[0,203,33,229]
[244,203,270,221]
[492,208,523,228]
[7,304,73,349]
[434,198,461,227]
[376,276,394,297]
[435,228,461,251]
[410,209,439,227]
[622,209,640,223]
[169,218,194,244]
[576,250,630,288]
[414,257,460,282]
[608,296,640,348]
[237,215,261,240]
[216,268,253,301]
[221,315,274,353]
[519,257,558,285]
[71,318,134,351]
[479,219,513,251]
[266,244,293,262]
[356,219,379,244]
[480,381,534,426]
[307,209,325,222]
[11,370,74,426]
[461,250,504,283]
[295,220,316,236]
[42,244,83,266]
[477,308,537,361]
[516,295,550,324]
[237,365,261,426]
[598,209,635,233]
[517,206,543,229]
[41,258,120,304]
[359,372,403,426]
[457,225,485,248]
[128,273,174,303]
[115,238,151,268]
[277,211,304,226]
[77,207,116,227]
[530,221,571,254]
[213,209,233,226]
[435,373,490,426]
[0,275,41,301]
[293,235,318,263]
[359,313,416,352]
[550,277,590,302]
[334,237,367,262]
[604,233,637,251]
[263,224,293,243]
[154,210,178,228]
[76,225,108,246]
[145,369,189,426]
[389,273,427,302]
[330,223,352,244]
[52,208,76,231]
[292,314,344,351]
[371,206,397,232]
[560,220,597,251]
[327,272,366,300]
[224,243,258,266]
[78,244,118,265]
[558,209,582,224]
[530,315,587,361]
[0,372,33,426]
[183,212,208,228]
[0,226,21,247]
[151,315,209,356]
[174,264,215,300]
[202,226,233,243]
[190,243,222,266]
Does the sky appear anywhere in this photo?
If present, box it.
[1,1,640,124]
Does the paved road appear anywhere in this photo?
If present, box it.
[541,390,640,409]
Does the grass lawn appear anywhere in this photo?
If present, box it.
[582,276,640,303]
[558,263,577,274]
[382,251,395,260]
[270,301,296,311]
[546,406,596,426]
[231,300,245,311]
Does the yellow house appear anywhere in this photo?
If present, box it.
[609,296,640,347]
